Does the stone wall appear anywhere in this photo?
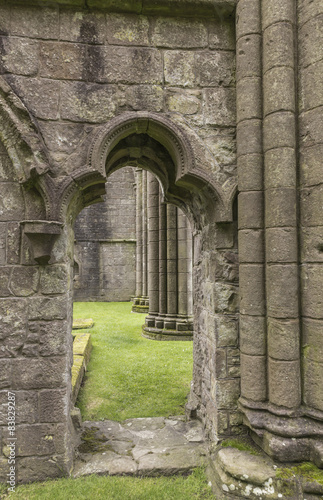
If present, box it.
[74,167,136,302]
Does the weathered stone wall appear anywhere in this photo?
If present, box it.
[74,167,136,302]
[0,141,74,482]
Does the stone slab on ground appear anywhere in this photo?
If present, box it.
[73,416,208,478]
[72,318,94,329]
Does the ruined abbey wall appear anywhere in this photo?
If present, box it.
[0,0,322,497]
[74,167,136,302]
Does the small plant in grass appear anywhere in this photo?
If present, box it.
[73,302,193,422]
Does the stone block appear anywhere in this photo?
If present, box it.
[300,144,323,187]
[238,191,263,229]
[0,266,11,296]
[262,1,294,28]
[303,358,323,412]
[0,360,11,389]
[240,353,266,401]
[106,13,149,46]
[14,391,38,425]
[268,358,301,408]
[96,46,162,84]
[263,66,295,116]
[268,318,300,361]
[302,318,323,362]
[164,50,195,87]
[264,147,296,188]
[208,18,235,50]
[28,297,68,321]
[10,266,39,296]
[300,185,323,227]
[215,348,226,379]
[300,226,323,263]
[0,183,24,222]
[299,107,323,149]
[215,379,240,410]
[15,423,66,456]
[214,283,238,314]
[263,22,294,73]
[125,85,164,112]
[266,264,299,319]
[204,88,236,126]
[39,42,86,80]
[239,264,265,316]
[0,298,27,358]
[266,227,298,263]
[240,314,266,356]
[6,75,60,120]
[166,89,201,115]
[0,37,39,76]
[236,119,262,157]
[152,17,207,48]
[37,320,69,357]
[6,222,20,264]
[298,0,323,27]
[0,6,10,36]
[17,454,67,483]
[236,0,260,39]
[60,81,117,123]
[237,154,263,191]
[301,264,323,319]
[11,6,59,39]
[238,229,264,263]
[227,347,240,377]
[12,357,67,390]
[236,34,261,80]
[263,112,296,151]
[299,59,323,113]
[198,51,235,87]
[299,15,323,68]
[60,10,106,44]
[265,187,297,228]
[236,76,262,123]
[40,265,68,295]
[39,390,67,423]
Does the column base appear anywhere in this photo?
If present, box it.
[131,296,149,313]
[142,315,193,341]
[239,398,323,468]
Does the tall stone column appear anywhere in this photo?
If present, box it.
[145,172,160,325]
[142,169,148,301]
[165,203,178,329]
[156,192,167,328]
[176,209,193,333]
[132,168,149,313]
[262,0,300,410]
[236,0,267,405]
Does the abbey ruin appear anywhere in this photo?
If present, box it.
[0,0,322,497]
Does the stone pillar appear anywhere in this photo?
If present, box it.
[132,168,149,313]
[165,203,178,328]
[262,0,300,409]
[156,192,167,328]
[141,169,148,301]
[145,173,160,325]
[299,2,323,416]
[236,0,267,405]
[176,209,194,333]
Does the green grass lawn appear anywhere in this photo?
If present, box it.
[2,469,214,499]
[74,301,193,421]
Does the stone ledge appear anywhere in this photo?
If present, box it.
[72,318,94,330]
[71,332,92,405]
[0,0,237,17]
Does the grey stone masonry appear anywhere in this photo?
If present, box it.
[0,0,323,494]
